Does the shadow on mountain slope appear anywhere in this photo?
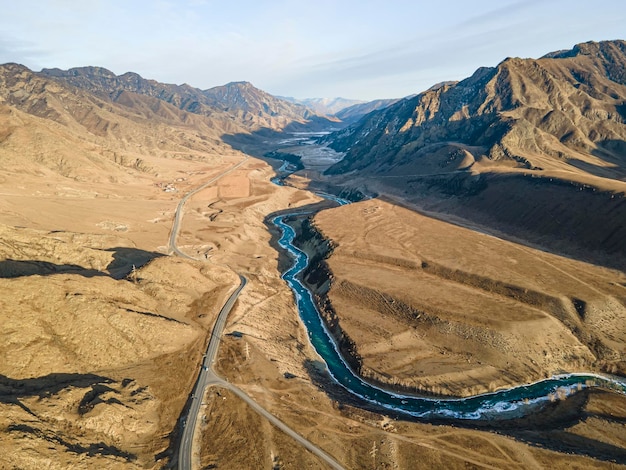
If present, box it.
[103,246,164,279]
[377,170,626,272]
[1,373,137,461]
[7,423,138,463]
[0,247,163,280]
[0,372,114,415]
[589,139,626,179]
[0,259,108,279]
[302,358,626,464]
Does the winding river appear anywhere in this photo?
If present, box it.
[271,187,626,420]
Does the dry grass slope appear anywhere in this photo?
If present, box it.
[309,200,626,396]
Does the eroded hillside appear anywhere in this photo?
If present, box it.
[0,62,326,468]
[2,40,626,469]
[327,40,626,177]
[39,66,335,132]
[307,200,626,397]
[323,40,626,269]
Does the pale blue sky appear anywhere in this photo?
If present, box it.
[0,0,624,100]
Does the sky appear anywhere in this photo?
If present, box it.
[0,0,625,100]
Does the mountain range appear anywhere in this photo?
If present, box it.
[39,66,337,131]
[2,41,625,269]
[2,38,626,469]
[0,62,406,181]
[278,96,365,115]
[326,40,626,177]
[323,39,626,269]
[2,40,626,265]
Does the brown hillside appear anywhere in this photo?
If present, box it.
[0,60,325,467]
[0,63,247,181]
[324,40,626,268]
[327,40,626,177]
[40,66,334,132]
[310,200,626,397]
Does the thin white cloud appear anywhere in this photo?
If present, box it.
[0,36,51,67]
[0,0,624,99]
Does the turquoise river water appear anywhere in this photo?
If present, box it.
[271,191,626,420]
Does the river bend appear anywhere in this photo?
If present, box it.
[272,209,626,420]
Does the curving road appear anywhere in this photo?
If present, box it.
[178,275,247,470]
[177,271,343,470]
[171,157,345,470]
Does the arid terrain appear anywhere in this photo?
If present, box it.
[0,128,328,468]
[324,40,626,271]
[301,199,626,395]
[1,40,626,470]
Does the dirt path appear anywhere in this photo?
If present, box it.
[168,156,250,259]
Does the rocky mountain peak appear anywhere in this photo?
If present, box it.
[326,39,626,177]
[36,67,331,131]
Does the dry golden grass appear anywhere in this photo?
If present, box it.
[1,59,625,469]
[310,199,626,397]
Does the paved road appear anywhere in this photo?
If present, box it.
[178,275,247,470]
[176,274,345,470]
[168,157,249,259]
[171,157,345,470]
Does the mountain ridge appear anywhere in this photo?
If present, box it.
[333,97,402,124]
[2,39,626,470]
[39,66,335,132]
[322,39,626,269]
[326,39,626,179]
[0,62,247,181]
[279,96,366,115]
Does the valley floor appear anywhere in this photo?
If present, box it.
[1,147,626,469]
